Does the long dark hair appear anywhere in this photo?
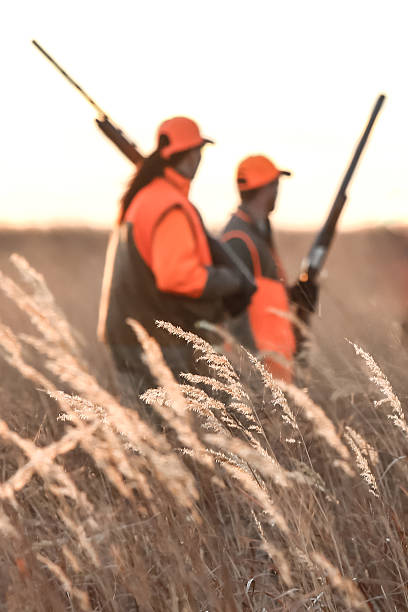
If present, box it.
[118,135,192,223]
[117,135,167,223]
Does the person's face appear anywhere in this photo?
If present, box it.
[261,179,279,213]
[174,147,202,179]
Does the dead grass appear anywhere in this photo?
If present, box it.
[0,247,407,611]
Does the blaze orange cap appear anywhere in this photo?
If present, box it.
[237,155,291,191]
[157,116,214,159]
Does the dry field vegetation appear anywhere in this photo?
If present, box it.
[0,227,407,611]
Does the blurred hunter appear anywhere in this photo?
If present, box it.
[222,155,316,382]
[98,117,251,400]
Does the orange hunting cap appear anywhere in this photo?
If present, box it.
[237,155,291,191]
[158,116,214,159]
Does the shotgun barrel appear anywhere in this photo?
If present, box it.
[299,94,386,284]
[32,40,144,166]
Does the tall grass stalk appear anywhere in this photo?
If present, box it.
[0,257,407,610]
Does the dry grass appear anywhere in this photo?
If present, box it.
[0,253,407,611]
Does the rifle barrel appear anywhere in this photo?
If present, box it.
[32,40,106,117]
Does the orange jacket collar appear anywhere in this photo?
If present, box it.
[163,166,191,198]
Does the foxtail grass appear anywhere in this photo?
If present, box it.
[0,256,407,610]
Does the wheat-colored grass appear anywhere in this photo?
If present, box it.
[0,256,407,610]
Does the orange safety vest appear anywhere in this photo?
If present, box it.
[126,167,212,271]
[98,167,223,346]
[222,208,296,382]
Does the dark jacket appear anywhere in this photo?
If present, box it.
[222,207,296,381]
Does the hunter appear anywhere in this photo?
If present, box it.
[222,155,317,382]
[98,117,252,401]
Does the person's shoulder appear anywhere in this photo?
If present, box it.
[126,177,169,211]
[124,178,160,222]
[142,176,184,205]
[127,178,187,225]
[136,176,165,199]
[222,210,249,234]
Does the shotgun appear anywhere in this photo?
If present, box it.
[32,40,256,314]
[293,94,386,319]
[32,40,144,167]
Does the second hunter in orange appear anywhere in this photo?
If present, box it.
[222,155,297,382]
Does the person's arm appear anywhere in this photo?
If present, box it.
[151,207,242,299]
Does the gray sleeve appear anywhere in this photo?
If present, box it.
[201,266,242,299]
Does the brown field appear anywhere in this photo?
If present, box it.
[0,226,407,611]
[1,226,406,397]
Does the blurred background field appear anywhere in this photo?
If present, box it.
[1,225,406,397]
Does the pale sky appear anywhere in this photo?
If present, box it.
[1,0,407,230]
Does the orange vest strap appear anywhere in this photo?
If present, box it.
[234,209,252,223]
[222,230,262,278]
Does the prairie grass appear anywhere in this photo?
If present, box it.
[0,255,407,611]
